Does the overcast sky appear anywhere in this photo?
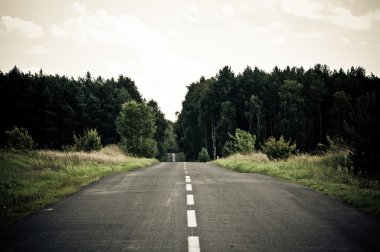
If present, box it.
[1,0,380,121]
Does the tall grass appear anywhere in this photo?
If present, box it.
[215,152,380,216]
[0,145,158,224]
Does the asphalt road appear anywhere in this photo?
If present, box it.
[1,162,380,251]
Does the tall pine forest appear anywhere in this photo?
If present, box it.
[175,64,380,173]
[0,67,178,159]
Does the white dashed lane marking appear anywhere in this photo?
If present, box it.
[187,194,194,205]
[186,184,192,191]
[187,210,197,227]
[188,236,200,252]
[184,163,200,251]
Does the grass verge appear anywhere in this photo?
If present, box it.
[0,145,158,224]
[214,152,380,216]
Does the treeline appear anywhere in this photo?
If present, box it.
[175,65,380,172]
[0,67,178,159]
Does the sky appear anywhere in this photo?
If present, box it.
[1,0,380,121]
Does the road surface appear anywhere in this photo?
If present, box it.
[1,162,380,251]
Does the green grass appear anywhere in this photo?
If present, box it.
[0,145,158,224]
[214,152,380,216]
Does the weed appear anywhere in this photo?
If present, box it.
[214,151,380,216]
[0,145,157,224]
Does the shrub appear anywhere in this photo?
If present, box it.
[198,147,210,162]
[326,135,348,152]
[262,135,296,160]
[4,126,35,151]
[138,138,158,158]
[72,129,102,152]
[223,129,256,156]
[119,137,158,158]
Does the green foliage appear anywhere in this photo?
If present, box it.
[176,64,380,164]
[244,95,262,141]
[344,93,380,174]
[4,126,35,151]
[223,129,256,156]
[262,136,296,160]
[137,138,158,158]
[72,129,102,152]
[278,80,306,149]
[326,135,348,152]
[198,147,210,162]
[328,91,353,138]
[0,67,142,148]
[148,100,178,159]
[214,152,380,216]
[0,147,158,224]
[162,122,179,154]
[115,101,158,157]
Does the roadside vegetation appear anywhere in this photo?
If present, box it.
[215,151,380,216]
[175,64,380,175]
[0,67,178,161]
[0,145,158,224]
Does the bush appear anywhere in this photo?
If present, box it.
[72,129,102,152]
[262,135,296,160]
[198,147,210,162]
[223,129,256,156]
[4,126,35,151]
[138,138,158,158]
[326,135,348,152]
[119,137,158,158]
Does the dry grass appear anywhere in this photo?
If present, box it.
[214,151,380,216]
[0,145,158,224]
[224,152,270,162]
[39,144,134,164]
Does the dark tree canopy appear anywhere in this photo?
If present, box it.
[175,65,380,168]
[1,66,178,159]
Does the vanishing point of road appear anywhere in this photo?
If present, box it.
[1,162,380,251]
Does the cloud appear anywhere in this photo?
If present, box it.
[184,4,201,23]
[49,8,169,49]
[281,0,380,30]
[0,16,43,38]
[271,36,285,44]
[330,0,380,16]
[341,37,351,44]
[282,0,324,20]
[294,31,322,38]
[24,46,50,55]
[69,1,87,14]
[47,2,207,121]
[222,4,235,16]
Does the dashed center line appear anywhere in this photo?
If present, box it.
[184,163,200,251]
[187,210,197,227]
[188,236,200,252]
[186,184,192,191]
[187,194,194,205]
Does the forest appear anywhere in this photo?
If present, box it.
[1,64,380,173]
[0,67,178,160]
[175,64,380,173]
